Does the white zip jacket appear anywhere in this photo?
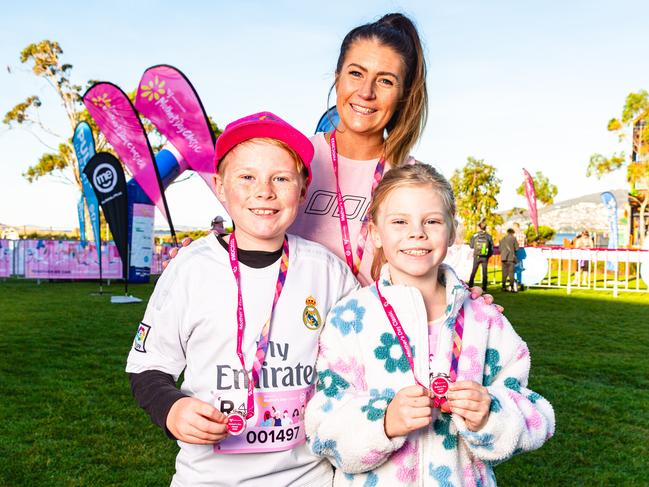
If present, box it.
[305,264,555,486]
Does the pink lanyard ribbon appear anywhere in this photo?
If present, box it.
[374,280,465,401]
[228,233,289,419]
[329,131,385,275]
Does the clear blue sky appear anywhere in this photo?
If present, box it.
[1,0,647,230]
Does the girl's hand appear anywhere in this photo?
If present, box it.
[166,397,229,444]
[445,380,491,431]
[384,385,433,438]
[162,237,194,270]
[469,287,504,313]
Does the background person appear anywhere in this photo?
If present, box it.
[210,215,226,235]
[513,221,526,247]
[573,230,594,286]
[468,220,494,291]
[499,228,519,292]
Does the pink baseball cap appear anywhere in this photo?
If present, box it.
[215,111,314,186]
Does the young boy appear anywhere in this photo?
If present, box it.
[126,112,359,487]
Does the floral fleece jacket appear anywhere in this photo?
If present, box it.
[305,264,555,486]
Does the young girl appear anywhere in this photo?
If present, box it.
[305,164,555,486]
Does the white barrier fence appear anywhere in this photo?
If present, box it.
[518,247,649,295]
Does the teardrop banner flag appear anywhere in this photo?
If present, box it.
[83,82,176,242]
[77,194,87,244]
[522,168,539,233]
[135,65,217,194]
[601,191,619,271]
[73,121,102,257]
[84,152,129,280]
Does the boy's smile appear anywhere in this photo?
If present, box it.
[216,140,307,251]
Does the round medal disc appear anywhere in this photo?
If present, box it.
[226,412,246,436]
[431,376,450,398]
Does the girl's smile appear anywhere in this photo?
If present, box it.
[370,184,453,287]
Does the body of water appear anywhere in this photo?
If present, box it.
[546,232,578,246]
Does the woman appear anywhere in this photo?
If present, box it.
[170,14,427,284]
[169,13,492,301]
[289,13,427,285]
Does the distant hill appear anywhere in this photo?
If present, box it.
[500,189,628,233]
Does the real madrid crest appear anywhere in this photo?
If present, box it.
[302,296,321,330]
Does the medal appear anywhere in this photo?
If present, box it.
[375,280,466,412]
[430,373,451,399]
[433,305,465,409]
[226,411,247,436]
[329,131,385,275]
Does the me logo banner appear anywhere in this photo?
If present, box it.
[93,163,118,193]
[84,152,129,279]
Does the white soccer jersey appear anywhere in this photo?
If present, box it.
[126,233,359,487]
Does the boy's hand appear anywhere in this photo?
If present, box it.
[446,380,491,431]
[162,237,194,270]
[469,287,504,313]
[384,385,433,438]
[167,397,229,444]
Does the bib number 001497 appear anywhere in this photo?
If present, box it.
[246,426,300,445]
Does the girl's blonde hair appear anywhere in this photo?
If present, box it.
[368,163,456,280]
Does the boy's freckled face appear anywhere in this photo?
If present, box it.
[215,140,307,251]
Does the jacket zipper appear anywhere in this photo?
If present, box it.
[408,287,430,487]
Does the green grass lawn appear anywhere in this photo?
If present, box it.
[1,278,648,486]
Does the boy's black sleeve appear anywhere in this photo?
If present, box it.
[129,370,188,440]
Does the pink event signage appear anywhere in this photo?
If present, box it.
[151,243,174,275]
[135,65,217,195]
[0,239,12,277]
[24,240,123,279]
[83,82,170,222]
[523,168,539,233]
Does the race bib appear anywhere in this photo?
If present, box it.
[214,386,313,454]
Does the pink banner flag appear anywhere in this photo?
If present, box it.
[83,82,172,223]
[135,65,217,195]
[522,168,539,232]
